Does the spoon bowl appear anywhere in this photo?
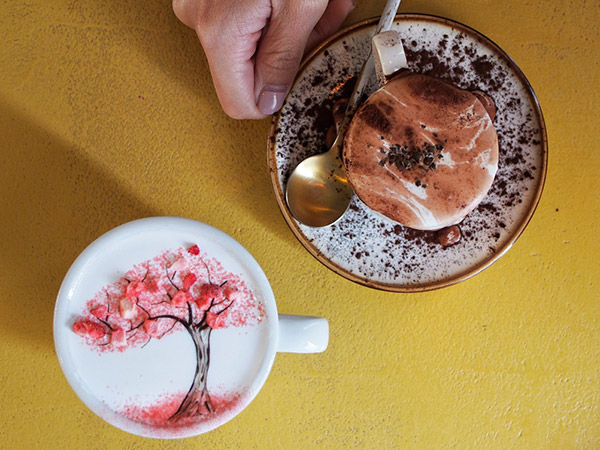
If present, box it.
[285,139,352,227]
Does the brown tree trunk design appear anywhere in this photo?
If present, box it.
[169,326,214,422]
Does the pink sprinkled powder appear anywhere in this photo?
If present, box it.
[72,245,266,431]
[74,246,265,352]
[120,390,243,431]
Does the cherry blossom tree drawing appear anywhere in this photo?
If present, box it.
[73,244,263,424]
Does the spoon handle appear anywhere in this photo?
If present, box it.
[333,0,402,146]
[376,0,403,35]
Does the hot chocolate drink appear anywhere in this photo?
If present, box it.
[343,72,499,231]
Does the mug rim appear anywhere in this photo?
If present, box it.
[53,216,279,438]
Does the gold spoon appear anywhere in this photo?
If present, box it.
[285,0,402,227]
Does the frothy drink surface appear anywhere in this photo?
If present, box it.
[344,73,499,230]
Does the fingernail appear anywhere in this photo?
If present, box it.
[257,85,288,115]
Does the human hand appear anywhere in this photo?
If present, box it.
[173,0,355,119]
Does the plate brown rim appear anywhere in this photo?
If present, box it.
[267,13,548,293]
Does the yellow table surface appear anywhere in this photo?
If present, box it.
[1,0,598,448]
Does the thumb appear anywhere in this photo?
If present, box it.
[255,1,328,115]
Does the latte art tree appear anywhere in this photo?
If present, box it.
[72,245,263,422]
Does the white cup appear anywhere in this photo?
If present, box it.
[53,217,328,438]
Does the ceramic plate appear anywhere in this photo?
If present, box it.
[268,14,547,292]
[54,217,277,438]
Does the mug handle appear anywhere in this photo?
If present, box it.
[277,314,329,353]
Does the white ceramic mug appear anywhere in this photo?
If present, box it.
[53,217,328,438]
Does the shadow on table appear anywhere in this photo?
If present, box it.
[0,102,157,350]
[77,0,295,245]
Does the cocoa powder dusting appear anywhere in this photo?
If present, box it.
[273,19,544,286]
[358,103,391,134]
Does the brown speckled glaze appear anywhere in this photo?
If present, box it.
[267,15,547,292]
